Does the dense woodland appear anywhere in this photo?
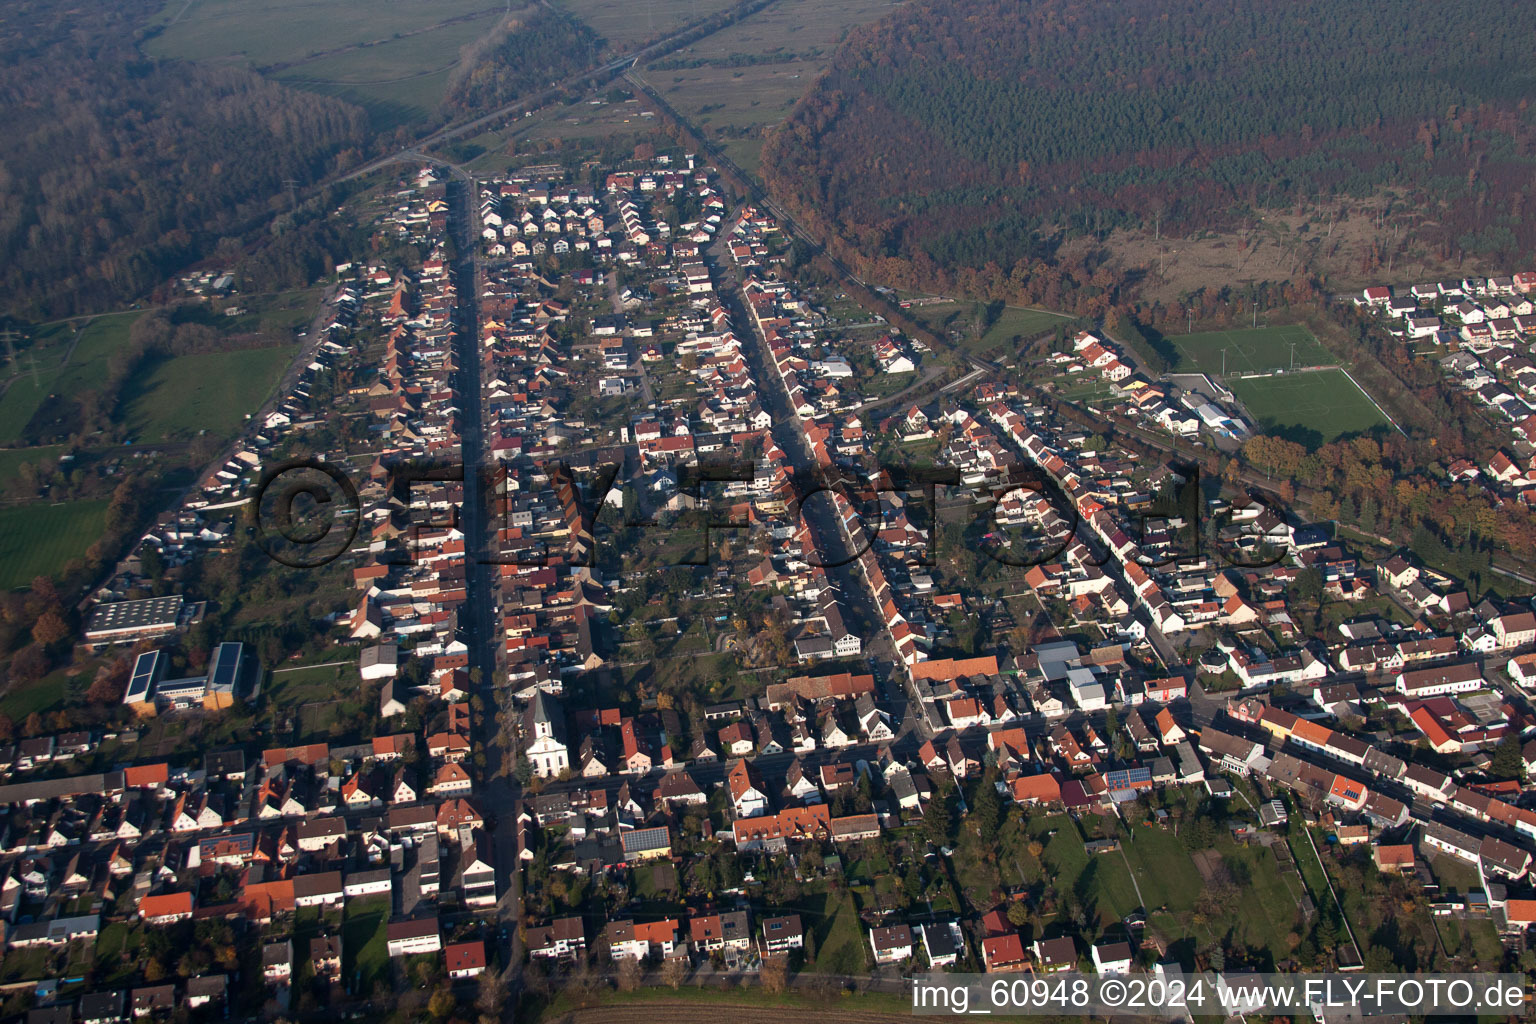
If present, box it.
[763,0,1536,301]
[0,0,370,319]
[443,7,604,115]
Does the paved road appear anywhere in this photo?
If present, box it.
[443,172,527,1005]
[705,230,912,722]
[326,0,787,195]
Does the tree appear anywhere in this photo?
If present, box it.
[924,788,957,848]
[427,986,457,1021]
[1491,732,1526,782]
[616,956,643,992]
[1006,901,1031,927]
[10,644,49,685]
[761,955,789,993]
[969,773,1001,840]
[661,954,688,989]
[30,610,70,649]
[87,659,130,705]
[475,970,507,1016]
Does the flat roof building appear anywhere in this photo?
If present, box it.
[85,595,185,646]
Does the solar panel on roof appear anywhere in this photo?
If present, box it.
[124,651,162,703]
[210,643,241,691]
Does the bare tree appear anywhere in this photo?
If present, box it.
[617,956,643,992]
[761,955,789,994]
[661,955,688,990]
[476,970,508,1017]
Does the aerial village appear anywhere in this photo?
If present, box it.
[8,149,1536,1021]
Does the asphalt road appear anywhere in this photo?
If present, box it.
[443,173,527,1002]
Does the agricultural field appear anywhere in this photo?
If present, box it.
[146,0,509,127]
[655,59,820,134]
[1166,323,1333,376]
[536,989,913,1024]
[120,344,296,443]
[0,500,110,590]
[639,0,906,170]
[554,0,739,51]
[1228,368,1390,448]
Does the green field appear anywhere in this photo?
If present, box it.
[968,306,1072,354]
[901,299,1070,355]
[1168,324,1332,375]
[121,345,296,443]
[0,312,143,445]
[0,663,93,723]
[803,890,868,974]
[146,0,506,126]
[0,445,66,485]
[0,501,110,590]
[265,663,347,707]
[1228,368,1390,447]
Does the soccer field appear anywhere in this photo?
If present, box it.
[1228,368,1389,447]
[1169,324,1333,375]
[0,500,109,590]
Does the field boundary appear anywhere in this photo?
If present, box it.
[1340,365,1405,435]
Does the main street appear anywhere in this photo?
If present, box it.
[705,225,912,718]
[444,172,526,1001]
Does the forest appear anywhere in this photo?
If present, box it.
[761,0,1536,303]
[0,0,370,320]
[443,7,605,115]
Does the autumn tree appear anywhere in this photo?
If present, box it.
[761,955,789,993]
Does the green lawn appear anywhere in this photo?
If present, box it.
[121,344,295,442]
[265,663,346,708]
[1038,815,1141,929]
[1216,839,1308,953]
[0,668,74,722]
[965,306,1072,355]
[0,500,109,589]
[0,946,49,983]
[1227,368,1390,448]
[788,889,868,975]
[1168,324,1332,375]
[342,895,391,992]
[1118,825,1205,913]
